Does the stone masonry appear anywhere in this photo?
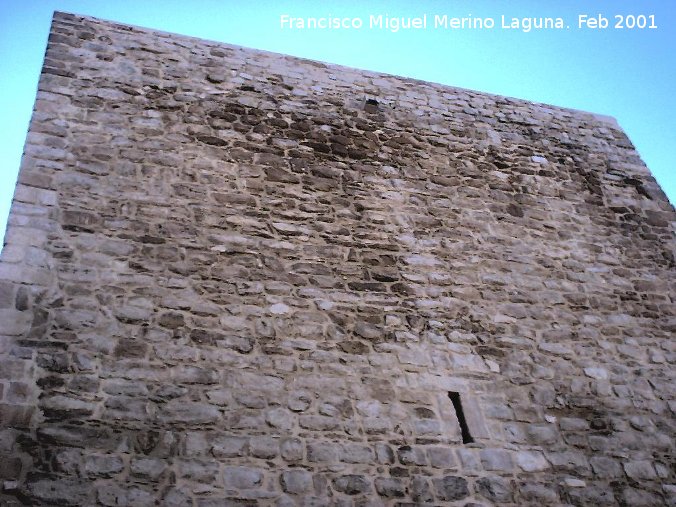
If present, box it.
[0,11,674,506]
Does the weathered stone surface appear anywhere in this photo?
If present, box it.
[250,436,279,459]
[516,450,550,472]
[157,401,220,424]
[178,459,219,483]
[223,466,264,489]
[299,415,339,431]
[432,475,469,501]
[333,474,371,495]
[84,453,124,478]
[374,477,406,498]
[397,445,427,466]
[130,457,167,480]
[620,486,663,506]
[97,485,155,507]
[280,438,304,462]
[162,488,193,507]
[26,477,91,505]
[565,484,616,506]
[341,443,374,464]
[280,469,313,494]
[480,449,514,471]
[211,435,248,458]
[590,456,623,478]
[623,460,658,480]
[426,447,456,468]
[0,281,14,308]
[307,442,339,463]
[0,11,673,507]
[518,481,560,503]
[411,476,434,503]
[476,476,513,503]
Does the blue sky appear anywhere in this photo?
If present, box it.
[1,1,674,249]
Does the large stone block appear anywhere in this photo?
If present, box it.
[223,466,264,489]
[280,469,313,494]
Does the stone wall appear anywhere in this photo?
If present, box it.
[0,11,674,506]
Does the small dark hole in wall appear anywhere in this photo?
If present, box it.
[364,98,379,113]
[449,392,474,444]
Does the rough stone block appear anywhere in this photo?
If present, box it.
[480,449,514,471]
[27,477,92,505]
[299,415,339,431]
[623,460,658,480]
[265,407,294,430]
[178,459,219,483]
[0,404,34,427]
[281,438,303,461]
[212,435,248,458]
[374,477,406,498]
[130,457,167,480]
[516,450,550,472]
[0,310,32,336]
[0,455,23,479]
[432,476,469,501]
[0,359,30,380]
[333,474,371,495]
[307,442,339,462]
[410,476,434,503]
[249,436,278,459]
[157,401,220,424]
[0,282,14,308]
[84,453,124,478]
[546,450,592,475]
[590,456,623,478]
[97,485,155,507]
[223,466,264,489]
[341,443,375,464]
[476,475,513,503]
[518,481,560,503]
[427,446,457,468]
[280,469,313,494]
[395,445,426,466]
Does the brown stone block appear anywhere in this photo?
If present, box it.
[0,404,34,428]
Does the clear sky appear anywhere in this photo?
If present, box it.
[1,1,674,249]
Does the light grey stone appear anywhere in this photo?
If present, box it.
[249,436,278,459]
[280,438,303,461]
[84,453,124,477]
[480,449,514,471]
[516,451,550,472]
[333,474,370,495]
[223,466,264,489]
[476,476,513,503]
[623,460,658,480]
[130,457,167,480]
[590,456,623,478]
[280,469,313,494]
[211,436,248,458]
[374,477,405,498]
[432,476,469,501]
[427,447,456,468]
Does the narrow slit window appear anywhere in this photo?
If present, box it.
[449,392,474,444]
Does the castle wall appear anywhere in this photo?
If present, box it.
[0,12,674,506]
